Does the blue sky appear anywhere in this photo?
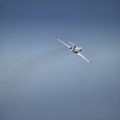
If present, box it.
[0,0,120,120]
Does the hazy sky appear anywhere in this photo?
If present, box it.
[0,0,120,120]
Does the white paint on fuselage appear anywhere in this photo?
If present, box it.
[71,47,82,53]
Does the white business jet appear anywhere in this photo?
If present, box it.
[57,37,92,63]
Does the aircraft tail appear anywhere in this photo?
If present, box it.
[68,41,76,46]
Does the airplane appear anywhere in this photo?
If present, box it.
[57,37,92,63]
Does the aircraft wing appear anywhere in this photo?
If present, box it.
[77,53,92,63]
[57,38,70,48]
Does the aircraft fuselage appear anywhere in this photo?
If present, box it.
[70,47,82,53]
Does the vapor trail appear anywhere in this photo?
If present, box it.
[0,47,72,105]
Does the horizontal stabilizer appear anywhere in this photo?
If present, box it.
[68,41,76,46]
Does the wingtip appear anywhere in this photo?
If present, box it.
[90,61,92,63]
